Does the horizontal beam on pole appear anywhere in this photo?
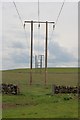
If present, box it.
[24,20,55,24]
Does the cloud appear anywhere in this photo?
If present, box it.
[48,40,77,66]
[2,48,30,70]
[11,50,29,64]
[1,2,78,70]
[9,41,26,49]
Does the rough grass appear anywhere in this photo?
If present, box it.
[1,68,79,118]
[2,86,78,118]
[2,68,78,86]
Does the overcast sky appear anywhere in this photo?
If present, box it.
[0,0,78,70]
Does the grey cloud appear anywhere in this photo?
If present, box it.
[11,51,29,64]
[10,41,26,49]
[2,49,30,70]
[2,2,78,70]
[48,40,77,65]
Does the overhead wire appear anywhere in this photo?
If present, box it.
[13,1,27,38]
[38,0,40,24]
[37,0,40,57]
[13,1,30,67]
[13,0,65,68]
[13,1,23,27]
[55,0,65,25]
[48,0,65,67]
[49,0,65,41]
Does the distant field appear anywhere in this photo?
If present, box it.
[1,68,79,118]
[2,67,78,86]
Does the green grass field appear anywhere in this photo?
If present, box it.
[1,68,79,118]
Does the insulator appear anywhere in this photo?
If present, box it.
[24,23,25,29]
[38,23,40,28]
[53,24,55,30]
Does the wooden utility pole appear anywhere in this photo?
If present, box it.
[30,21,33,85]
[24,20,55,85]
[45,21,48,85]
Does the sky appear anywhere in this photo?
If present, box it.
[0,0,78,70]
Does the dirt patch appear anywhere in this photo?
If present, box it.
[2,103,17,109]
[2,102,38,110]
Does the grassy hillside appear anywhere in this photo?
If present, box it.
[2,68,79,118]
[2,67,78,86]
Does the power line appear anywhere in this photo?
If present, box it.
[13,1,29,44]
[49,0,65,41]
[13,1,23,28]
[38,0,40,23]
[13,1,30,67]
[55,0,65,25]
[37,0,40,56]
[13,1,27,35]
